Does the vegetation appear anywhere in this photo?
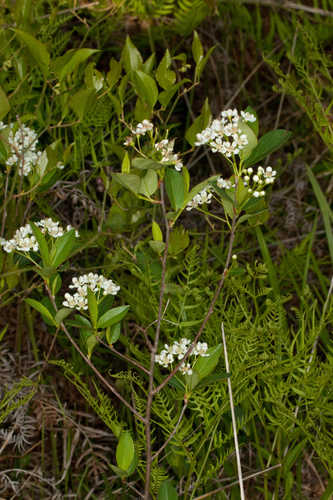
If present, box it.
[0,1,332,498]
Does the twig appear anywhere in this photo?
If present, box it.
[151,402,188,462]
[144,181,171,499]
[193,464,281,499]
[221,322,245,499]
[153,213,238,395]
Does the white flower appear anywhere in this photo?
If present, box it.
[241,111,256,122]
[133,120,153,136]
[180,363,193,376]
[193,342,208,357]
[63,273,120,311]
[217,177,232,190]
[186,188,212,211]
[2,121,42,176]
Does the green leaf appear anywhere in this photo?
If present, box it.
[158,480,178,500]
[149,240,165,255]
[156,50,176,90]
[25,298,55,325]
[14,29,50,77]
[107,58,122,89]
[238,120,258,161]
[192,31,203,64]
[132,158,161,170]
[122,36,143,74]
[106,322,121,345]
[195,46,215,81]
[67,314,92,330]
[244,129,292,167]
[194,344,222,380]
[97,305,130,329]
[139,169,158,197]
[185,98,211,146]
[283,439,307,473]
[50,229,76,268]
[132,70,158,109]
[80,330,98,359]
[116,431,135,471]
[152,221,163,242]
[0,86,10,120]
[87,288,98,329]
[30,222,50,266]
[54,307,72,326]
[165,168,184,211]
[50,273,62,295]
[58,48,98,82]
[112,173,141,194]
[69,89,95,121]
[121,152,131,173]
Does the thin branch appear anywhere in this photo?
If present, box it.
[101,340,150,375]
[193,464,281,500]
[144,181,171,499]
[151,402,188,462]
[153,213,238,395]
[221,322,245,500]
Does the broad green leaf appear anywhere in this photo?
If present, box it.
[50,273,62,295]
[14,29,50,77]
[25,298,55,325]
[80,329,98,359]
[106,322,121,345]
[121,152,131,173]
[122,36,143,74]
[67,314,92,330]
[87,288,98,329]
[152,221,163,242]
[30,222,50,266]
[149,240,165,255]
[132,70,158,109]
[50,229,76,268]
[116,431,135,471]
[142,53,155,74]
[195,46,215,81]
[158,480,178,500]
[132,158,161,170]
[185,98,211,146]
[238,120,258,161]
[139,169,158,197]
[54,307,72,325]
[192,31,203,64]
[156,50,176,90]
[0,86,10,120]
[165,168,184,211]
[194,344,222,380]
[59,49,98,82]
[112,173,141,194]
[97,305,129,329]
[244,129,292,167]
[69,89,95,121]
[107,58,122,89]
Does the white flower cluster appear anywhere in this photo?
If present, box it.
[186,187,212,211]
[195,108,256,157]
[133,120,154,137]
[155,338,209,376]
[63,272,120,311]
[217,177,233,190]
[155,138,183,171]
[0,219,79,254]
[0,121,42,176]
[243,166,277,198]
